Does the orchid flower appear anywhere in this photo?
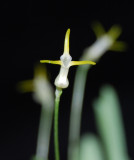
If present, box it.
[40,29,96,89]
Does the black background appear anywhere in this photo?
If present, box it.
[1,1,134,160]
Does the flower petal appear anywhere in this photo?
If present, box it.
[91,21,106,38]
[110,41,127,52]
[34,64,47,79]
[107,25,122,40]
[17,80,34,92]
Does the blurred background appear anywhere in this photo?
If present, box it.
[1,1,134,160]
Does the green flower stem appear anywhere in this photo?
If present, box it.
[68,65,90,160]
[36,103,53,160]
[54,88,62,160]
[68,29,120,160]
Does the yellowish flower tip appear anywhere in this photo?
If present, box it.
[108,25,122,40]
[110,41,128,52]
[17,65,48,93]
[17,80,34,93]
[91,21,106,38]
[40,60,62,65]
[64,28,70,54]
[34,64,48,79]
[71,60,96,66]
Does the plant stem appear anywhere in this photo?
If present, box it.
[68,65,89,160]
[68,31,118,160]
[54,88,62,160]
[36,103,53,160]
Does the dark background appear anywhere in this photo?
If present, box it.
[1,1,134,160]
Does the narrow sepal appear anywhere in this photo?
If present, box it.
[17,80,34,93]
[40,60,62,65]
[64,29,70,54]
[110,41,127,52]
[91,22,106,38]
[107,25,122,40]
[70,60,96,66]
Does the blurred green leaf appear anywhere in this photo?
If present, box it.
[93,85,129,160]
[80,134,104,160]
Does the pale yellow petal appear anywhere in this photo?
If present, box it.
[70,61,96,66]
[34,64,47,79]
[17,80,34,93]
[40,60,62,65]
[110,41,127,52]
[91,21,106,38]
[107,25,122,40]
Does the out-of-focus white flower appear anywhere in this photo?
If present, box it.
[81,22,127,61]
[17,64,54,107]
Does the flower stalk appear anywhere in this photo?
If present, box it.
[68,23,126,160]
[54,88,62,160]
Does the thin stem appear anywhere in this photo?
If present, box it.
[54,88,62,160]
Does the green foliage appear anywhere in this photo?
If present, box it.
[93,85,129,160]
[80,134,104,160]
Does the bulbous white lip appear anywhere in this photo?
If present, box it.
[54,56,70,89]
[54,53,72,89]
